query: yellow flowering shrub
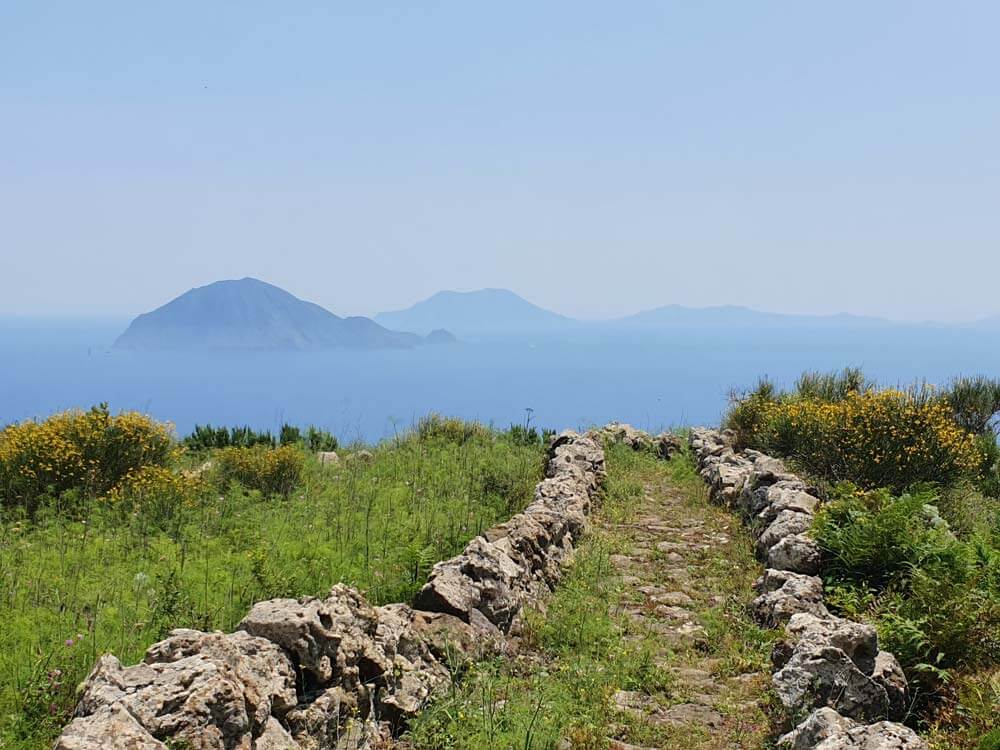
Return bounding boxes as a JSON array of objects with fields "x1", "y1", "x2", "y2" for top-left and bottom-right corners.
[
  {"x1": 213, "y1": 445, "x2": 303, "y2": 496},
  {"x1": 0, "y1": 404, "x2": 176, "y2": 514},
  {"x1": 738, "y1": 389, "x2": 982, "y2": 490},
  {"x1": 106, "y1": 465, "x2": 206, "y2": 526}
]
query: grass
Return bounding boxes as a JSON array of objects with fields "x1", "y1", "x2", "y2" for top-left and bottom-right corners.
[
  {"x1": 0, "y1": 425, "x2": 544, "y2": 749},
  {"x1": 404, "y1": 444, "x2": 778, "y2": 750}
]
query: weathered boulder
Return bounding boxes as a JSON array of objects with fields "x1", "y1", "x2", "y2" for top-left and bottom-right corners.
[
  {"x1": 71, "y1": 651, "x2": 266, "y2": 749},
  {"x1": 373, "y1": 604, "x2": 454, "y2": 723},
  {"x1": 317, "y1": 451, "x2": 340, "y2": 466},
  {"x1": 55, "y1": 704, "x2": 165, "y2": 750},
  {"x1": 254, "y1": 717, "x2": 300, "y2": 750},
  {"x1": 813, "y1": 721, "x2": 927, "y2": 749},
  {"x1": 239, "y1": 585, "x2": 388, "y2": 693},
  {"x1": 757, "y1": 489, "x2": 820, "y2": 526},
  {"x1": 785, "y1": 614, "x2": 879, "y2": 676},
  {"x1": 872, "y1": 651, "x2": 908, "y2": 721},
  {"x1": 653, "y1": 431, "x2": 684, "y2": 459},
  {"x1": 773, "y1": 645, "x2": 890, "y2": 723},
  {"x1": 768, "y1": 533, "x2": 822, "y2": 575},
  {"x1": 283, "y1": 686, "x2": 358, "y2": 750},
  {"x1": 756, "y1": 510, "x2": 815, "y2": 558},
  {"x1": 777, "y1": 707, "x2": 858, "y2": 750},
  {"x1": 752, "y1": 569, "x2": 829, "y2": 626}
]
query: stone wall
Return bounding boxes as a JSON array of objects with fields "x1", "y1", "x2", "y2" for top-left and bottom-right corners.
[
  {"x1": 54, "y1": 431, "x2": 606, "y2": 750},
  {"x1": 689, "y1": 428, "x2": 928, "y2": 750}
]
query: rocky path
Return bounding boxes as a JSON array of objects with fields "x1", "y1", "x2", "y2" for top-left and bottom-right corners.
[{"x1": 600, "y1": 453, "x2": 775, "y2": 749}]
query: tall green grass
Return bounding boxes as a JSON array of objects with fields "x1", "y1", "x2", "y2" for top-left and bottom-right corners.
[{"x1": 0, "y1": 425, "x2": 543, "y2": 749}]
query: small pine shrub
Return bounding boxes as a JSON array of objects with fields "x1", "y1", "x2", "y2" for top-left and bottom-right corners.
[
  {"x1": 0, "y1": 404, "x2": 175, "y2": 516},
  {"x1": 184, "y1": 424, "x2": 275, "y2": 450},
  {"x1": 214, "y1": 445, "x2": 304, "y2": 496}
]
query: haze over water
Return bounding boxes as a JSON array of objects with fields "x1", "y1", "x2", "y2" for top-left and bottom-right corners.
[{"x1": 4, "y1": 318, "x2": 997, "y2": 441}]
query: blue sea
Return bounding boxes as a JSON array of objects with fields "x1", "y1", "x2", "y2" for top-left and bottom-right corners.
[{"x1": 2, "y1": 318, "x2": 997, "y2": 442}]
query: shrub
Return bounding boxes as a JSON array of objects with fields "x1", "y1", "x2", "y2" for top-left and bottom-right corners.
[
  {"x1": 214, "y1": 445, "x2": 304, "y2": 496},
  {"x1": 729, "y1": 388, "x2": 982, "y2": 491},
  {"x1": 944, "y1": 376, "x2": 1000, "y2": 436},
  {"x1": 184, "y1": 424, "x2": 275, "y2": 450},
  {"x1": 106, "y1": 465, "x2": 207, "y2": 537},
  {"x1": 0, "y1": 404, "x2": 175, "y2": 516},
  {"x1": 794, "y1": 367, "x2": 873, "y2": 402},
  {"x1": 303, "y1": 426, "x2": 338, "y2": 452},
  {"x1": 815, "y1": 486, "x2": 1000, "y2": 699},
  {"x1": 416, "y1": 414, "x2": 490, "y2": 444}
]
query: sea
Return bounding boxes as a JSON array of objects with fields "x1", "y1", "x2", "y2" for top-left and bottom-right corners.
[{"x1": 2, "y1": 318, "x2": 998, "y2": 442}]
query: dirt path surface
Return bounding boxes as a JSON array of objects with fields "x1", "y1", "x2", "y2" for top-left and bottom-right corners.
[
  {"x1": 404, "y1": 446, "x2": 776, "y2": 749},
  {"x1": 598, "y1": 451, "x2": 776, "y2": 749}
]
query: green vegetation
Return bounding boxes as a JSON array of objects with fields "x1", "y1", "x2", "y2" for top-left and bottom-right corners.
[
  {"x1": 183, "y1": 422, "x2": 338, "y2": 451},
  {"x1": 726, "y1": 369, "x2": 1000, "y2": 748},
  {"x1": 213, "y1": 444, "x2": 305, "y2": 496},
  {"x1": 406, "y1": 444, "x2": 777, "y2": 750},
  {"x1": 0, "y1": 409, "x2": 543, "y2": 749}
]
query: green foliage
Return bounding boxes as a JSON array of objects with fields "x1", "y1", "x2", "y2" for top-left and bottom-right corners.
[
  {"x1": 978, "y1": 728, "x2": 1000, "y2": 750},
  {"x1": 416, "y1": 413, "x2": 491, "y2": 444},
  {"x1": 943, "y1": 376, "x2": 1000, "y2": 437},
  {"x1": 184, "y1": 422, "x2": 338, "y2": 452},
  {"x1": 213, "y1": 445, "x2": 304, "y2": 497},
  {"x1": 814, "y1": 486, "x2": 1000, "y2": 705},
  {"x1": 0, "y1": 417, "x2": 543, "y2": 749},
  {"x1": 794, "y1": 367, "x2": 873, "y2": 402},
  {"x1": 504, "y1": 423, "x2": 553, "y2": 448}
]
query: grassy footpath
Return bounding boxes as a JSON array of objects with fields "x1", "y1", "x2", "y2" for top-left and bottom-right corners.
[
  {"x1": 405, "y1": 444, "x2": 779, "y2": 750},
  {"x1": 0, "y1": 431, "x2": 543, "y2": 749}
]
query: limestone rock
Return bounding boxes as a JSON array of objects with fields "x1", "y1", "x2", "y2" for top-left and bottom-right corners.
[
  {"x1": 756, "y1": 510, "x2": 815, "y2": 558},
  {"x1": 773, "y1": 645, "x2": 890, "y2": 722},
  {"x1": 317, "y1": 451, "x2": 340, "y2": 466},
  {"x1": 872, "y1": 651, "x2": 908, "y2": 721},
  {"x1": 785, "y1": 614, "x2": 879, "y2": 675},
  {"x1": 752, "y1": 569, "x2": 829, "y2": 626},
  {"x1": 55, "y1": 704, "x2": 165, "y2": 750},
  {"x1": 777, "y1": 707, "x2": 858, "y2": 750},
  {"x1": 768, "y1": 533, "x2": 822, "y2": 575},
  {"x1": 813, "y1": 721, "x2": 927, "y2": 749}
]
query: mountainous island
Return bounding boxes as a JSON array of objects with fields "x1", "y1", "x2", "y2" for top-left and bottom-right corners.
[
  {"x1": 114, "y1": 278, "x2": 454, "y2": 351},
  {"x1": 374, "y1": 288, "x2": 581, "y2": 338}
]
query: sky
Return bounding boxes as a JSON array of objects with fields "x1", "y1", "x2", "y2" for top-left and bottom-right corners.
[{"x1": 2, "y1": 1, "x2": 999, "y2": 322}]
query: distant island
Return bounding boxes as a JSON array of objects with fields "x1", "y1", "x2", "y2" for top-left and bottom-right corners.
[
  {"x1": 374, "y1": 288, "x2": 901, "y2": 340},
  {"x1": 374, "y1": 288, "x2": 580, "y2": 338},
  {"x1": 114, "y1": 278, "x2": 456, "y2": 351}
]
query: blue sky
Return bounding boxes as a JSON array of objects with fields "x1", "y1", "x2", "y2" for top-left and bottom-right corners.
[{"x1": 2, "y1": 1, "x2": 998, "y2": 321}]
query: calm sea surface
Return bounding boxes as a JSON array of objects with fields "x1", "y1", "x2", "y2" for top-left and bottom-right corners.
[{"x1": 2, "y1": 319, "x2": 997, "y2": 441}]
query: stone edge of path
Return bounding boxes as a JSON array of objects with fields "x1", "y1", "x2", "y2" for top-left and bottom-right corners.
[
  {"x1": 53, "y1": 430, "x2": 606, "y2": 750},
  {"x1": 689, "y1": 428, "x2": 928, "y2": 750}
]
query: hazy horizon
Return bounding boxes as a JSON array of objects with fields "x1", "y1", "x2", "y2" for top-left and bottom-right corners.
[
  {"x1": 0, "y1": 279, "x2": 996, "y2": 327},
  {"x1": 4, "y1": 2, "x2": 1000, "y2": 322}
]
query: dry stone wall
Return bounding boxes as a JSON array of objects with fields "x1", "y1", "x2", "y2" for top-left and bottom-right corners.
[
  {"x1": 54, "y1": 431, "x2": 605, "y2": 750},
  {"x1": 689, "y1": 428, "x2": 927, "y2": 750}
]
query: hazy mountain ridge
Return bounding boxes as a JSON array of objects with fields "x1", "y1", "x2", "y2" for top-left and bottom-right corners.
[
  {"x1": 375, "y1": 289, "x2": 907, "y2": 338},
  {"x1": 114, "y1": 278, "x2": 446, "y2": 351},
  {"x1": 374, "y1": 288, "x2": 581, "y2": 338}
]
